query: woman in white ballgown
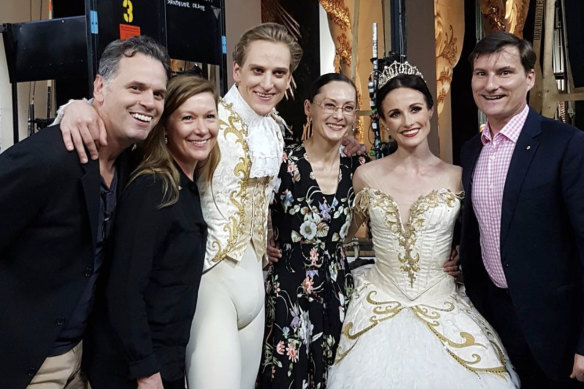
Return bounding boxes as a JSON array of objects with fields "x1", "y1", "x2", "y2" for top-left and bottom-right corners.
[{"x1": 326, "y1": 62, "x2": 519, "y2": 389}]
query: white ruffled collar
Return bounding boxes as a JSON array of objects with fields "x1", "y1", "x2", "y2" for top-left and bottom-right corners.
[{"x1": 223, "y1": 85, "x2": 282, "y2": 178}]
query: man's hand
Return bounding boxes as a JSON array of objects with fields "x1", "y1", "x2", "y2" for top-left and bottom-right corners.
[
  {"x1": 341, "y1": 136, "x2": 367, "y2": 157},
  {"x1": 267, "y1": 230, "x2": 282, "y2": 263},
  {"x1": 570, "y1": 353, "x2": 584, "y2": 382},
  {"x1": 60, "y1": 100, "x2": 107, "y2": 163},
  {"x1": 443, "y1": 246, "x2": 461, "y2": 278},
  {"x1": 137, "y1": 372, "x2": 164, "y2": 389}
]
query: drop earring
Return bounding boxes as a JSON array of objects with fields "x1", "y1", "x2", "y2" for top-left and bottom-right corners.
[{"x1": 301, "y1": 115, "x2": 312, "y2": 140}]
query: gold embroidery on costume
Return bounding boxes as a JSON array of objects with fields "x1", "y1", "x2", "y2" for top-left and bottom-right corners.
[
  {"x1": 398, "y1": 228, "x2": 421, "y2": 288},
  {"x1": 333, "y1": 187, "x2": 511, "y2": 379},
  {"x1": 411, "y1": 303, "x2": 480, "y2": 349},
  {"x1": 371, "y1": 189, "x2": 459, "y2": 287},
  {"x1": 335, "y1": 290, "x2": 404, "y2": 363},
  {"x1": 353, "y1": 189, "x2": 370, "y2": 219},
  {"x1": 249, "y1": 176, "x2": 272, "y2": 260},
  {"x1": 361, "y1": 188, "x2": 463, "y2": 287},
  {"x1": 446, "y1": 342, "x2": 509, "y2": 377},
  {"x1": 337, "y1": 294, "x2": 509, "y2": 375},
  {"x1": 210, "y1": 102, "x2": 251, "y2": 262},
  {"x1": 342, "y1": 294, "x2": 403, "y2": 339},
  {"x1": 410, "y1": 296, "x2": 508, "y2": 376}
]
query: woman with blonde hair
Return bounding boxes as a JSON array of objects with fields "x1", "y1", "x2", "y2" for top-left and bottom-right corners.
[{"x1": 83, "y1": 74, "x2": 220, "y2": 389}]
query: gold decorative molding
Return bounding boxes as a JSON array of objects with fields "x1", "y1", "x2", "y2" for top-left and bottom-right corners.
[
  {"x1": 479, "y1": 0, "x2": 506, "y2": 33},
  {"x1": 478, "y1": 0, "x2": 530, "y2": 36},
  {"x1": 319, "y1": 0, "x2": 351, "y2": 31},
  {"x1": 434, "y1": 0, "x2": 464, "y2": 116},
  {"x1": 504, "y1": 0, "x2": 530, "y2": 37}
]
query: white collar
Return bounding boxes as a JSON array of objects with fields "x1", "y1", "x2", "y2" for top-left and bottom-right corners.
[{"x1": 223, "y1": 85, "x2": 283, "y2": 178}]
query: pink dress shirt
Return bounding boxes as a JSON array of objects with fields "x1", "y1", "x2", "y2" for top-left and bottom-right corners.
[{"x1": 471, "y1": 105, "x2": 529, "y2": 288}]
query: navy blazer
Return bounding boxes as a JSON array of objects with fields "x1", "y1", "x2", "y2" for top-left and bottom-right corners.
[
  {"x1": 0, "y1": 126, "x2": 129, "y2": 389},
  {"x1": 459, "y1": 108, "x2": 584, "y2": 380}
]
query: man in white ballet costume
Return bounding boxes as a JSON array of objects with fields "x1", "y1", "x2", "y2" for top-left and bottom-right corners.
[{"x1": 184, "y1": 23, "x2": 302, "y2": 389}]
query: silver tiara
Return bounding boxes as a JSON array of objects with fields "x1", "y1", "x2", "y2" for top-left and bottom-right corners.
[{"x1": 378, "y1": 61, "x2": 424, "y2": 89}]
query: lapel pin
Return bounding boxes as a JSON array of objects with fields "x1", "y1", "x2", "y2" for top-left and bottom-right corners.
[{"x1": 526, "y1": 145, "x2": 531, "y2": 150}]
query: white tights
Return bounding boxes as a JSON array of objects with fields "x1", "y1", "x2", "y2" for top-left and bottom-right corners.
[{"x1": 186, "y1": 244, "x2": 265, "y2": 389}]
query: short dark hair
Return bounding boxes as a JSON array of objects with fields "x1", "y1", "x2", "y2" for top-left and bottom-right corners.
[
  {"x1": 376, "y1": 74, "x2": 434, "y2": 119},
  {"x1": 98, "y1": 35, "x2": 171, "y2": 83},
  {"x1": 306, "y1": 73, "x2": 357, "y2": 103},
  {"x1": 468, "y1": 32, "x2": 536, "y2": 73}
]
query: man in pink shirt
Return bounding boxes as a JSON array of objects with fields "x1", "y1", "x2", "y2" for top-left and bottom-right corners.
[{"x1": 460, "y1": 32, "x2": 584, "y2": 388}]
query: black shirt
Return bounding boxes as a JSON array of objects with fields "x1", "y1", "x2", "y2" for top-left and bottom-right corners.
[
  {"x1": 86, "y1": 169, "x2": 207, "y2": 387},
  {"x1": 50, "y1": 171, "x2": 118, "y2": 356}
]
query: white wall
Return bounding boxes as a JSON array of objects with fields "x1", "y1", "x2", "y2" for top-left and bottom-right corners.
[
  {"x1": 319, "y1": 4, "x2": 335, "y2": 75},
  {"x1": 0, "y1": 0, "x2": 261, "y2": 153},
  {"x1": 224, "y1": 0, "x2": 261, "y2": 86}
]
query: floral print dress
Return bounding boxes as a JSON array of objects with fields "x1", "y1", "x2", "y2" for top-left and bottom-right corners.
[{"x1": 259, "y1": 143, "x2": 367, "y2": 389}]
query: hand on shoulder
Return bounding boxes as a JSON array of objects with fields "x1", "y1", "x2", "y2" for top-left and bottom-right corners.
[{"x1": 58, "y1": 99, "x2": 106, "y2": 163}]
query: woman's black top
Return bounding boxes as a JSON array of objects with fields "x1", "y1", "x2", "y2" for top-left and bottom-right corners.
[{"x1": 84, "y1": 170, "x2": 207, "y2": 388}]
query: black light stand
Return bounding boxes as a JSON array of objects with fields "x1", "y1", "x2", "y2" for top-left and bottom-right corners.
[{"x1": 369, "y1": 0, "x2": 406, "y2": 159}]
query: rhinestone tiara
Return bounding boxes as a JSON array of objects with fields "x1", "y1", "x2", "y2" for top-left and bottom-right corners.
[{"x1": 378, "y1": 60, "x2": 424, "y2": 89}]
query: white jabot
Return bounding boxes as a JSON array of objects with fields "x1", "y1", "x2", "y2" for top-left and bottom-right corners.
[{"x1": 222, "y1": 85, "x2": 281, "y2": 178}]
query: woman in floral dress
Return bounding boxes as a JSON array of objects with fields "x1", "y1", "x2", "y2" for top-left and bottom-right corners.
[{"x1": 258, "y1": 73, "x2": 366, "y2": 389}]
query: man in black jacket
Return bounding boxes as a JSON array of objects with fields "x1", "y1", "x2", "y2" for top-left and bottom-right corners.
[{"x1": 0, "y1": 35, "x2": 169, "y2": 389}]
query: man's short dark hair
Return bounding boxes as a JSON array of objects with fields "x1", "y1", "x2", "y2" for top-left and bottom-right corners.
[
  {"x1": 98, "y1": 35, "x2": 171, "y2": 83},
  {"x1": 468, "y1": 32, "x2": 536, "y2": 74}
]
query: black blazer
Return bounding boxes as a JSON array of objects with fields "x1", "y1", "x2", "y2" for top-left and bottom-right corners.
[
  {"x1": 0, "y1": 126, "x2": 130, "y2": 389},
  {"x1": 459, "y1": 109, "x2": 584, "y2": 380}
]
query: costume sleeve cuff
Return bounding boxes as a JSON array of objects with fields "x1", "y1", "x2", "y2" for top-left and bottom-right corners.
[{"x1": 52, "y1": 98, "x2": 93, "y2": 125}]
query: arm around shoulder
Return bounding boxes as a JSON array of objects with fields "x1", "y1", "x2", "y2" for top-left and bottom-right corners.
[{"x1": 56, "y1": 99, "x2": 105, "y2": 163}]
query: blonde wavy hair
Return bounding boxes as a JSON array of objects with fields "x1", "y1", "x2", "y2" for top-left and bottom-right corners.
[
  {"x1": 131, "y1": 74, "x2": 220, "y2": 207},
  {"x1": 233, "y1": 23, "x2": 302, "y2": 72}
]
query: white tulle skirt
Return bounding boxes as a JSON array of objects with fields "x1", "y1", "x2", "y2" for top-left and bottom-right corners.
[{"x1": 327, "y1": 271, "x2": 520, "y2": 389}]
